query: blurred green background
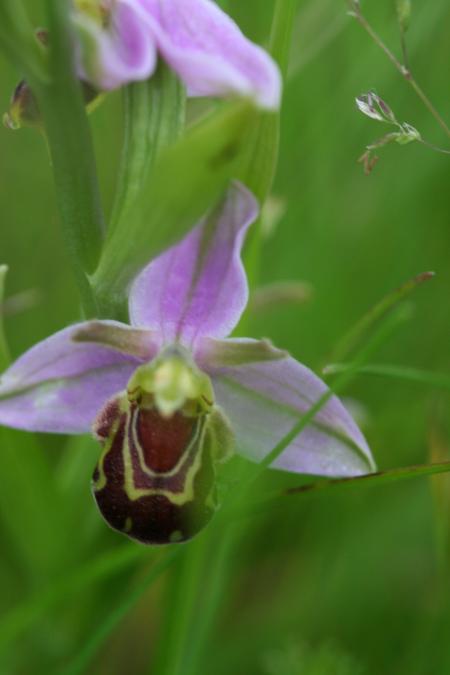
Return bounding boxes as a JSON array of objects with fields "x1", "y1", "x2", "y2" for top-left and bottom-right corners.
[{"x1": 0, "y1": 0, "x2": 449, "y2": 673}]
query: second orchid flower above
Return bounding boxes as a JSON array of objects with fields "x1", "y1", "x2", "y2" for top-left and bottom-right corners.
[{"x1": 73, "y1": 0, "x2": 282, "y2": 109}]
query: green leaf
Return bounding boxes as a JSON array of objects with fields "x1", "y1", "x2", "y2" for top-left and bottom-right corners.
[
  {"x1": 92, "y1": 101, "x2": 258, "y2": 312},
  {"x1": 109, "y1": 63, "x2": 186, "y2": 240}
]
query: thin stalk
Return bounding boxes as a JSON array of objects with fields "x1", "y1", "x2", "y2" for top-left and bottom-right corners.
[
  {"x1": 330, "y1": 271, "x2": 434, "y2": 363},
  {"x1": 250, "y1": 306, "x2": 407, "y2": 482},
  {"x1": 29, "y1": 0, "x2": 105, "y2": 317},
  {"x1": 181, "y1": 525, "x2": 240, "y2": 675},
  {"x1": 270, "y1": 0, "x2": 297, "y2": 76},
  {"x1": 323, "y1": 363, "x2": 450, "y2": 392},
  {"x1": 241, "y1": 0, "x2": 297, "y2": 307},
  {"x1": 0, "y1": 266, "x2": 11, "y2": 370},
  {"x1": 152, "y1": 538, "x2": 207, "y2": 675},
  {"x1": 266, "y1": 460, "x2": 450, "y2": 505},
  {"x1": 349, "y1": 2, "x2": 450, "y2": 141}
]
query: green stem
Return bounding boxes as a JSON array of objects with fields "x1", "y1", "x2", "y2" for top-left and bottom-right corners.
[
  {"x1": 0, "y1": 266, "x2": 11, "y2": 370},
  {"x1": 270, "y1": 0, "x2": 297, "y2": 76},
  {"x1": 0, "y1": 1, "x2": 105, "y2": 316},
  {"x1": 240, "y1": 0, "x2": 297, "y2": 309},
  {"x1": 152, "y1": 539, "x2": 207, "y2": 675},
  {"x1": 181, "y1": 526, "x2": 240, "y2": 675},
  {"x1": 29, "y1": 0, "x2": 105, "y2": 317}
]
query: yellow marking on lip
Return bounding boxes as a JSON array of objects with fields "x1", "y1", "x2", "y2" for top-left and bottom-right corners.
[{"x1": 93, "y1": 396, "x2": 129, "y2": 492}]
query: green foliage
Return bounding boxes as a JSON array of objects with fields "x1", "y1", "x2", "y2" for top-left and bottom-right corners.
[
  {"x1": 92, "y1": 100, "x2": 258, "y2": 310},
  {"x1": 0, "y1": 0, "x2": 449, "y2": 674}
]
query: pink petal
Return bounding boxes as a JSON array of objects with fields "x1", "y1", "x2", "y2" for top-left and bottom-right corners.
[
  {"x1": 137, "y1": 0, "x2": 281, "y2": 109},
  {"x1": 0, "y1": 321, "x2": 154, "y2": 433},
  {"x1": 206, "y1": 344, "x2": 375, "y2": 477},
  {"x1": 129, "y1": 182, "x2": 258, "y2": 346},
  {"x1": 74, "y1": 0, "x2": 157, "y2": 90}
]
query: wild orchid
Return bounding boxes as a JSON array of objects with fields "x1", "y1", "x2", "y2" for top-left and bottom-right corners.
[
  {"x1": 0, "y1": 183, "x2": 374, "y2": 545},
  {"x1": 72, "y1": 0, "x2": 281, "y2": 109}
]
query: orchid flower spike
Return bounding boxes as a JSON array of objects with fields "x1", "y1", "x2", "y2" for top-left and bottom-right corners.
[
  {"x1": 72, "y1": 0, "x2": 281, "y2": 110},
  {"x1": 0, "y1": 183, "x2": 374, "y2": 544}
]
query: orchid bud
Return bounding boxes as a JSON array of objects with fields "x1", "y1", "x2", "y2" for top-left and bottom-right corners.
[
  {"x1": 3, "y1": 81, "x2": 42, "y2": 131},
  {"x1": 355, "y1": 92, "x2": 398, "y2": 125},
  {"x1": 3, "y1": 27, "x2": 101, "y2": 131},
  {"x1": 3, "y1": 78, "x2": 100, "y2": 131},
  {"x1": 92, "y1": 350, "x2": 234, "y2": 544}
]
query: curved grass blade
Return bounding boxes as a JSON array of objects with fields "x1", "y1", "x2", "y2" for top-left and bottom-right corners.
[
  {"x1": 251, "y1": 305, "x2": 411, "y2": 481},
  {"x1": 323, "y1": 363, "x2": 450, "y2": 392},
  {"x1": 266, "y1": 460, "x2": 450, "y2": 505},
  {"x1": 331, "y1": 271, "x2": 435, "y2": 363}
]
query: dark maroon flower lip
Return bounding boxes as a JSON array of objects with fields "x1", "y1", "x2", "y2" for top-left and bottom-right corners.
[{"x1": 92, "y1": 393, "x2": 230, "y2": 544}]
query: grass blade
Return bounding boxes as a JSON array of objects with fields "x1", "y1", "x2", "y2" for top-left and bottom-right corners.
[
  {"x1": 323, "y1": 363, "x2": 450, "y2": 392},
  {"x1": 331, "y1": 271, "x2": 435, "y2": 362}
]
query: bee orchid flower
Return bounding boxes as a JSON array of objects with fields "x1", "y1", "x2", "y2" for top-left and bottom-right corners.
[
  {"x1": 72, "y1": 0, "x2": 281, "y2": 109},
  {"x1": 0, "y1": 183, "x2": 374, "y2": 544}
]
